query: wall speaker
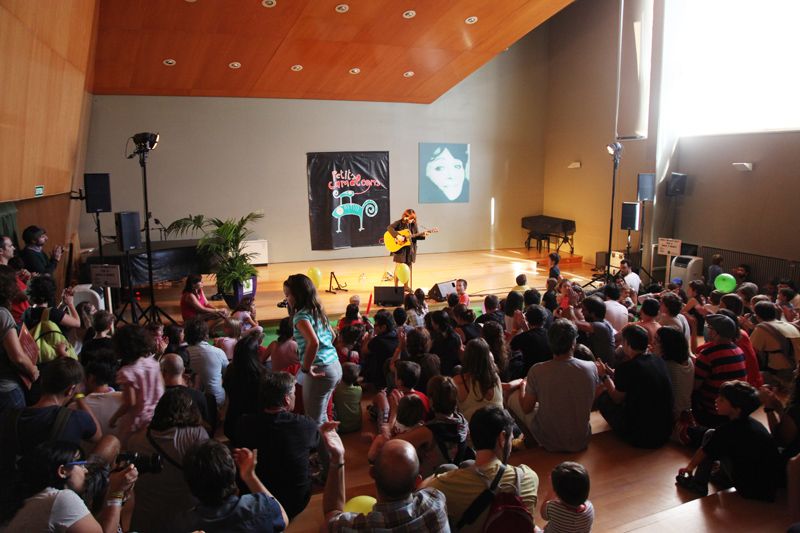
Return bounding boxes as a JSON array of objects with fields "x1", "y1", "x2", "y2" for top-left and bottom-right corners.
[
  {"x1": 374, "y1": 286, "x2": 404, "y2": 307},
  {"x1": 621, "y1": 202, "x2": 641, "y2": 231},
  {"x1": 115, "y1": 211, "x2": 141, "y2": 251},
  {"x1": 427, "y1": 280, "x2": 457, "y2": 302},
  {"x1": 84, "y1": 173, "x2": 112, "y2": 213},
  {"x1": 666, "y1": 173, "x2": 687, "y2": 196},
  {"x1": 637, "y1": 172, "x2": 655, "y2": 202}
]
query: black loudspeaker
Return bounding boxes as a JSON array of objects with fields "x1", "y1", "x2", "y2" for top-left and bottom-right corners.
[
  {"x1": 374, "y1": 286, "x2": 404, "y2": 307},
  {"x1": 666, "y1": 173, "x2": 687, "y2": 197},
  {"x1": 115, "y1": 211, "x2": 141, "y2": 251},
  {"x1": 427, "y1": 280, "x2": 457, "y2": 302},
  {"x1": 637, "y1": 172, "x2": 655, "y2": 202},
  {"x1": 621, "y1": 202, "x2": 641, "y2": 231},
  {"x1": 84, "y1": 173, "x2": 112, "y2": 213}
]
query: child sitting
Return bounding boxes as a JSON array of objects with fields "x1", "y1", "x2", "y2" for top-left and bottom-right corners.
[
  {"x1": 548, "y1": 252, "x2": 562, "y2": 280},
  {"x1": 513, "y1": 274, "x2": 530, "y2": 295},
  {"x1": 370, "y1": 360, "x2": 430, "y2": 424},
  {"x1": 541, "y1": 461, "x2": 595, "y2": 533},
  {"x1": 232, "y1": 297, "x2": 263, "y2": 335},
  {"x1": 264, "y1": 317, "x2": 299, "y2": 372},
  {"x1": 335, "y1": 324, "x2": 364, "y2": 365},
  {"x1": 414, "y1": 288, "x2": 429, "y2": 315},
  {"x1": 338, "y1": 303, "x2": 365, "y2": 331},
  {"x1": 214, "y1": 317, "x2": 241, "y2": 361},
  {"x1": 333, "y1": 362, "x2": 363, "y2": 434},
  {"x1": 367, "y1": 394, "x2": 426, "y2": 463},
  {"x1": 542, "y1": 277, "x2": 559, "y2": 312},
  {"x1": 456, "y1": 278, "x2": 470, "y2": 306},
  {"x1": 676, "y1": 380, "x2": 782, "y2": 500}
]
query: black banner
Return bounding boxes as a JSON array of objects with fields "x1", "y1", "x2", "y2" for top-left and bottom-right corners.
[{"x1": 307, "y1": 151, "x2": 390, "y2": 250}]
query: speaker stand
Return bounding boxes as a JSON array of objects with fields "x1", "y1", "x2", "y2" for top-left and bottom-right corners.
[
  {"x1": 115, "y1": 250, "x2": 145, "y2": 325},
  {"x1": 326, "y1": 271, "x2": 348, "y2": 294}
]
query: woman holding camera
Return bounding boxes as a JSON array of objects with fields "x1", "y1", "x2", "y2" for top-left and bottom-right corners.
[
  {"x1": 127, "y1": 387, "x2": 209, "y2": 533},
  {"x1": 4, "y1": 441, "x2": 137, "y2": 533}
]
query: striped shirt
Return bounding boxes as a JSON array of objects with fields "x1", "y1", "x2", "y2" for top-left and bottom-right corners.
[
  {"x1": 542, "y1": 499, "x2": 594, "y2": 533},
  {"x1": 694, "y1": 342, "x2": 747, "y2": 413}
]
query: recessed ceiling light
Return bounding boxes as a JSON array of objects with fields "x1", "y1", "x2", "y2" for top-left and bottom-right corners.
[
  {"x1": 184, "y1": 0, "x2": 197, "y2": 3},
  {"x1": 402, "y1": 10, "x2": 416, "y2": 19},
  {"x1": 228, "y1": 61, "x2": 242, "y2": 69},
  {"x1": 349, "y1": 67, "x2": 361, "y2": 75},
  {"x1": 290, "y1": 64, "x2": 303, "y2": 72},
  {"x1": 261, "y1": 0, "x2": 276, "y2": 8},
  {"x1": 335, "y1": 4, "x2": 349, "y2": 13},
  {"x1": 465, "y1": 16, "x2": 478, "y2": 24},
  {"x1": 162, "y1": 58, "x2": 176, "y2": 66},
  {"x1": 403, "y1": 71, "x2": 415, "y2": 78}
]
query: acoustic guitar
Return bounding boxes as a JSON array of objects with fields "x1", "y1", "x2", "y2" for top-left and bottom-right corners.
[{"x1": 383, "y1": 227, "x2": 439, "y2": 254}]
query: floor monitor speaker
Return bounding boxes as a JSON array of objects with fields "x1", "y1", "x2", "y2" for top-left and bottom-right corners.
[
  {"x1": 427, "y1": 280, "x2": 457, "y2": 302},
  {"x1": 374, "y1": 286, "x2": 405, "y2": 307}
]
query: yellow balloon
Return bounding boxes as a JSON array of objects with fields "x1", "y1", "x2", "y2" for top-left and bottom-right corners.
[
  {"x1": 307, "y1": 267, "x2": 323, "y2": 288},
  {"x1": 396, "y1": 263, "x2": 411, "y2": 284},
  {"x1": 343, "y1": 495, "x2": 376, "y2": 514}
]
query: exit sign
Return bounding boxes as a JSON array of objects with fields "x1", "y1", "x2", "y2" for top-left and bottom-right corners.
[{"x1": 34, "y1": 185, "x2": 44, "y2": 197}]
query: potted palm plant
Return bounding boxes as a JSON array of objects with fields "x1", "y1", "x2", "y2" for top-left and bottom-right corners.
[{"x1": 166, "y1": 212, "x2": 264, "y2": 309}]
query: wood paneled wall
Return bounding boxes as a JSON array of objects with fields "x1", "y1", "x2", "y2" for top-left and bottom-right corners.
[{"x1": 0, "y1": 0, "x2": 97, "y2": 202}]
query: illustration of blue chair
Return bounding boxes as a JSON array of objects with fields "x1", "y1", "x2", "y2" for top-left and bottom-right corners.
[{"x1": 331, "y1": 190, "x2": 378, "y2": 232}]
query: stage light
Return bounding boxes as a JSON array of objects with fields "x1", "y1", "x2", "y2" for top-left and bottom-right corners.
[
  {"x1": 606, "y1": 142, "x2": 623, "y2": 156},
  {"x1": 133, "y1": 132, "x2": 159, "y2": 151}
]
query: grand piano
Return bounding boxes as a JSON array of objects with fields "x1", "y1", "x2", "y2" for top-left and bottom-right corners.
[{"x1": 521, "y1": 215, "x2": 576, "y2": 254}]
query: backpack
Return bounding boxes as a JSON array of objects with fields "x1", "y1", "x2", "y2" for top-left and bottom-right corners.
[
  {"x1": 27, "y1": 308, "x2": 77, "y2": 363},
  {"x1": 457, "y1": 463, "x2": 536, "y2": 533}
]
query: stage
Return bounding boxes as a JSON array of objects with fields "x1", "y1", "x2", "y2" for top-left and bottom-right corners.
[{"x1": 139, "y1": 248, "x2": 593, "y2": 323}]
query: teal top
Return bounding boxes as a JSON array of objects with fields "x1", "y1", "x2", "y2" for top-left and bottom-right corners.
[{"x1": 293, "y1": 309, "x2": 337, "y2": 366}]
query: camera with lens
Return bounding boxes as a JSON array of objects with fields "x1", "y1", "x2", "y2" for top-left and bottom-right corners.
[{"x1": 115, "y1": 452, "x2": 163, "y2": 474}]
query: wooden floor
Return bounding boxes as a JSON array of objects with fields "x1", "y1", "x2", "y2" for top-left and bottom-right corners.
[
  {"x1": 286, "y1": 400, "x2": 792, "y2": 533},
  {"x1": 135, "y1": 248, "x2": 593, "y2": 323}
]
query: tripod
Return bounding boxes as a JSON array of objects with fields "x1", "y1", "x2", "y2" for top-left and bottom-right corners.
[{"x1": 131, "y1": 145, "x2": 175, "y2": 325}]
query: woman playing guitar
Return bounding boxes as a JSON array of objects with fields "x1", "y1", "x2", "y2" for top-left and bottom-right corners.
[{"x1": 386, "y1": 209, "x2": 430, "y2": 291}]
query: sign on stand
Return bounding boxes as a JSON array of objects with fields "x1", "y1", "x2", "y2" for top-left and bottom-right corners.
[
  {"x1": 657, "y1": 238, "x2": 682, "y2": 284},
  {"x1": 90, "y1": 264, "x2": 122, "y2": 288}
]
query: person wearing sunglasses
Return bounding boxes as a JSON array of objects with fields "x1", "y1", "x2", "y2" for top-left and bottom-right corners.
[{"x1": 4, "y1": 440, "x2": 138, "y2": 533}]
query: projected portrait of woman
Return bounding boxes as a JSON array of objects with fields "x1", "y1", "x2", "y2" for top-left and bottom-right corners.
[{"x1": 418, "y1": 143, "x2": 470, "y2": 203}]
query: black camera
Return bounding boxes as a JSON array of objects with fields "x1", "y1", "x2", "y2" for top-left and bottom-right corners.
[
  {"x1": 277, "y1": 298, "x2": 289, "y2": 308},
  {"x1": 115, "y1": 452, "x2": 163, "y2": 474}
]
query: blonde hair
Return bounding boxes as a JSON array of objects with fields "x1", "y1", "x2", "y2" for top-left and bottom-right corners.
[{"x1": 224, "y1": 317, "x2": 242, "y2": 338}]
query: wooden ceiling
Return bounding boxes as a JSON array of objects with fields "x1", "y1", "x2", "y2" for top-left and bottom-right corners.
[{"x1": 93, "y1": 0, "x2": 572, "y2": 103}]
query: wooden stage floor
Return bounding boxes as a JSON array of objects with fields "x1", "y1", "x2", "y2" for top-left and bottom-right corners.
[{"x1": 144, "y1": 248, "x2": 594, "y2": 323}]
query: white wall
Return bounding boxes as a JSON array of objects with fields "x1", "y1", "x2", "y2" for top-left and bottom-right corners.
[{"x1": 82, "y1": 29, "x2": 549, "y2": 263}]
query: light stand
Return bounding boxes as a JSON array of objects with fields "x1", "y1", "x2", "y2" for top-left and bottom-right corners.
[
  {"x1": 605, "y1": 142, "x2": 623, "y2": 280},
  {"x1": 127, "y1": 132, "x2": 176, "y2": 325}
]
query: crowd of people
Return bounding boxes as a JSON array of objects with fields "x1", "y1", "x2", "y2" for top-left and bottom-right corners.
[{"x1": 1, "y1": 227, "x2": 800, "y2": 531}]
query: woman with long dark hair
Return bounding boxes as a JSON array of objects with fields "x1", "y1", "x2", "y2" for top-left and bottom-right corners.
[
  {"x1": 283, "y1": 274, "x2": 341, "y2": 425},
  {"x1": 456, "y1": 338, "x2": 503, "y2": 422},
  {"x1": 5, "y1": 441, "x2": 137, "y2": 532},
  {"x1": 223, "y1": 334, "x2": 266, "y2": 439},
  {"x1": 0, "y1": 267, "x2": 38, "y2": 413}
]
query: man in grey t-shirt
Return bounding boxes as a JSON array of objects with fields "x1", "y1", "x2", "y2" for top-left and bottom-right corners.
[{"x1": 508, "y1": 319, "x2": 600, "y2": 452}]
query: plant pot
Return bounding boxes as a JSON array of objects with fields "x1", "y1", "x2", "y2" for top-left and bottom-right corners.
[{"x1": 223, "y1": 276, "x2": 258, "y2": 310}]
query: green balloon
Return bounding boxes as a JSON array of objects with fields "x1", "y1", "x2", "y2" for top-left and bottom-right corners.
[{"x1": 714, "y1": 273, "x2": 737, "y2": 294}]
